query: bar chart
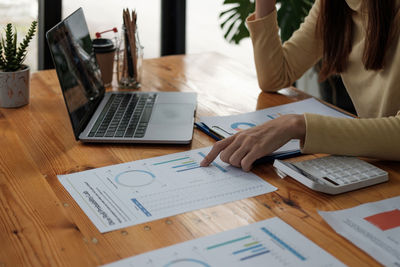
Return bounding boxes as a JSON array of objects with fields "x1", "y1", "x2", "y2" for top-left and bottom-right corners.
[
  {"x1": 104, "y1": 217, "x2": 344, "y2": 267},
  {"x1": 153, "y1": 156, "x2": 201, "y2": 173},
  {"x1": 151, "y1": 152, "x2": 228, "y2": 174},
  {"x1": 58, "y1": 147, "x2": 276, "y2": 232},
  {"x1": 206, "y1": 234, "x2": 270, "y2": 262}
]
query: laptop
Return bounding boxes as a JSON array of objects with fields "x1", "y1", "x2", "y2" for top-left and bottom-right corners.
[{"x1": 46, "y1": 8, "x2": 197, "y2": 144}]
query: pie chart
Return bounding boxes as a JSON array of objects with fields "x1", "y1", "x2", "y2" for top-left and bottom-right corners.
[
  {"x1": 115, "y1": 170, "x2": 155, "y2": 187},
  {"x1": 231, "y1": 122, "x2": 256, "y2": 131}
]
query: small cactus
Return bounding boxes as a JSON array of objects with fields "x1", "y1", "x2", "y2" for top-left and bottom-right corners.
[{"x1": 0, "y1": 21, "x2": 37, "y2": 72}]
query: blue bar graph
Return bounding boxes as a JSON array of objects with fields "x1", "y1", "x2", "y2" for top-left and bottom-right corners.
[
  {"x1": 206, "y1": 235, "x2": 251, "y2": 250},
  {"x1": 252, "y1": 247, "x2": 268, "y2": 253},
  {"x1": 152, "y1": 157, "x2": 190, "y2": 166},
  {"x1": 131, "y1": 199, "x2": 152, "y2": 217},
  {"x1": 232, "y1": 244, "x2": 263, "y2": 255},
  {"x1": 261, "y1": 227, "x2": 306, "y2": 261},
  {"x1": 198, "y1": 152, "x2": 227, "y2": 173},
  {"x1": 239, "y1": 250, "x2": 270, "y2": 261},
  {"x1": 172, "y1": 162, "x2": 198, "y2": 168},
  {"x1": 176, "y1": 166, "x2": 201, "y2": 172}
]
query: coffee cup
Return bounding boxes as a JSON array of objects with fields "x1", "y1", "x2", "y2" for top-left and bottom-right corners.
[{"x1": 92, "y1": 38, "x2": 116, "y2": 87}]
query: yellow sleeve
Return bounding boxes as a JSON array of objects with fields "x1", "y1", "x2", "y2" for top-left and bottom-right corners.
[
  {"x1": 302, "y1": 112, "x2": 400, "y2": 161},
  {"x1": 246, "y1": 0, "x2": 323, "y2": 92}
]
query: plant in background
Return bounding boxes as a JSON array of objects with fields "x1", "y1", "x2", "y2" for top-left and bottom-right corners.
[
  {"x1": 220, "y1": 0, "x2": 314, "y2": 44},
  {"x1": 0, "y1": 21, "x2": 37, "y2": 72}
]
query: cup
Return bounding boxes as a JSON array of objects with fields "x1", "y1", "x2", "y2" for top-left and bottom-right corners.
[{"x1": 92, "y1": 38, "x2": 116, "y2": 87}]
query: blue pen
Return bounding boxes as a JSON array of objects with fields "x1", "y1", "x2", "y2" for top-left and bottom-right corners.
[{"x1": 195, "y1": 122, "x2": 222, "y2": 140}]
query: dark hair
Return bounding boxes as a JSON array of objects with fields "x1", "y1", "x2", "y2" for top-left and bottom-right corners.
[{"x1": 316, "y1": 0, "x2": 396, "y2": 81}]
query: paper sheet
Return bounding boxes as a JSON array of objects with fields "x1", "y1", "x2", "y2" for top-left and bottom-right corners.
[
  {"x1": 103, "y1": 217, "x2": 344, "y2": 267},
  {"x1": 200, "y1": 98, "x2": 352, "y2": 154},
  {"x1": 319, "y1": 196, "x2": 400, "y2": 266},
  {"x1": 58, "y1": 147, "x2": 277, "y2": 233}
]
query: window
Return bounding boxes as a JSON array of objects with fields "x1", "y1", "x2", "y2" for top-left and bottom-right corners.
[
  {"x1": 63, "y1": 0, "x2": 161, "y2": 59},
  {"x1": 0, "y1": 0, "x2": 38, "y2": 71},
  {"x1": 187, "y1": 0, "x2": 255, "y2": 71}
]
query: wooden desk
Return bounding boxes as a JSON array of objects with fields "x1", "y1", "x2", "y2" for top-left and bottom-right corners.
[{"x1": 0, "y1": 53, "x2": 398, "y2": 266}]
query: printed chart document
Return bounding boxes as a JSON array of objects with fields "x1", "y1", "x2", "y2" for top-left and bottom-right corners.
[
  {"x1": 200, "y1": 98, "x2": 352, "y2": 154},
  {"x1": 57, "y1": 147, "x2": 277, "y2": 233},
  {"x1": 103, "y1": 217, "x2": 344, "y2": 267},
  {"x1": 319, "y1": 196, "x2": 400, "y2": 266}
]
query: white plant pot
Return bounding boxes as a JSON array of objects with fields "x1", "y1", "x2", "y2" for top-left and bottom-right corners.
[{"x1": 0, "y1": 65, "x2": 30, "y2": 108}]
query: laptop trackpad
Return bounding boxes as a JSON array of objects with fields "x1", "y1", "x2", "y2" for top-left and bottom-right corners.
[{"x1": 150, "y1": 104, "x2": 194, "y2": 125}]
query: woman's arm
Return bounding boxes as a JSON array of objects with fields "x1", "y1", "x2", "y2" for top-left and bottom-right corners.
[
  {"x1": 255, "y1": 0, "x2": 276, "y2": 19},
  {"x1": 200, "y1": 112, "x2": 400, "y2": 171},
  {"x1": 247, "y1": 0, "x2": 323, "y2": 91},
  {"x1": 302, "y1": 113, "x2": 400, "y2": 161}
]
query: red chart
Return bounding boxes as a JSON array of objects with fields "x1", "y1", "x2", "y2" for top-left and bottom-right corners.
[{"x1": 364, "y1": 209, "x2": 400, "y2": 231}]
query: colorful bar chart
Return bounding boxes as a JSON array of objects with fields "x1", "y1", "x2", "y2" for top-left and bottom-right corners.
[
  {"x1": 206, "y1": 233, "x2": 270, "y2": 262},
  {"x1": 58, "y1": 147, "x2": 277, "y2": 233},
  {"x1": 198, "y1": 152, "x2": 227, "y2": 173},
  {"x1": 206, "y1": 235, "x2": 251, "y2": 250},
  {"x1": 104, "y1": 217, "x2": 344, "y2": 267},
  {"x1": 152, "y1": 156, "x2": 201, "y2": 173},
  {"x1": 152, "y1": 157, "x2": 191, "y2": 166},
  {"x1": 239, "y1": 250, "x2": 270, "y2": 261}
]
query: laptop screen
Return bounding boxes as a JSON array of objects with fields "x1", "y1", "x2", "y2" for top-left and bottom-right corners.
[{"x1": 46, "y1": 8, "x2": 104, "y2": 139}]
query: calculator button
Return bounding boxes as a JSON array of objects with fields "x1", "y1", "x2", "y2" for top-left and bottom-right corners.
[{"x1": 288, "y1": 156, "x2": 388, "y2": 194}]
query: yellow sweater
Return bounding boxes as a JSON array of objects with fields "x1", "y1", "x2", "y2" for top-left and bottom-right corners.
[{"x1": 247, "y1": 0, "x2": 400, "y2": 161}]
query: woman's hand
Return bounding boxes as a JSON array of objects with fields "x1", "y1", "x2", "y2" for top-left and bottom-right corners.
[
  {"x1": 200, "y1": 114, "x2": 306, "y2": 171},
  {"x1": 255, "y1": 0, "x2": 276, "y2": 19}
]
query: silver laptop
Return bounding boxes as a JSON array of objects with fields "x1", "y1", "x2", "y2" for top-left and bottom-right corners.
[{"x1": 46, "y1": 8, "x2": 196, "y2": 144}]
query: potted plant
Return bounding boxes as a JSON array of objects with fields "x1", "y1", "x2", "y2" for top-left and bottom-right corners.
[{"x1": 0, "y1": 21, "x2": 37, "y2": 108}]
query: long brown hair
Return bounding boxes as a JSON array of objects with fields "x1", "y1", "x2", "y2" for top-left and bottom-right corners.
[{"x1": 316, "y1": 0, "x2": 396, "y2": 81}]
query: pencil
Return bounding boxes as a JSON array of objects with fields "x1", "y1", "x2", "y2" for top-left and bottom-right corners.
[{"x1": 132, "y1": 10, "x2": 138, "y2": 80}]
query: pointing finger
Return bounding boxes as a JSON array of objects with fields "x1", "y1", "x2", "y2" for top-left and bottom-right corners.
[{"x1": 200, "y1": 137, "x2": 234, "y2": 166}]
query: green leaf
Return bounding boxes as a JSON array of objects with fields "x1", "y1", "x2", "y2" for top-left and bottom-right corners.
[
  {"x1": 16, "y1": 21, "x2": 37, "y2": 67},
  {"x1": 219, "y1": 0, "x2": 255, "y2": 44},
  {"x1": 0, "y1": 21, "x2": 37, "y2": 71},
  {"x1": 219, "y1": 0, "x2": 315, "y2": 44},
  {"x1": 221, "y1": 11, "x2": 239, "y2": 29},
  {"x1": 219, "y1": 6, "x2": 237, "y2": 18}
]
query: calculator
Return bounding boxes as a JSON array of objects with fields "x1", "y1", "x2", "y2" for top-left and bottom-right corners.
[{"x1": 273, "y1": 156, "x2": 388, "y2": 194}]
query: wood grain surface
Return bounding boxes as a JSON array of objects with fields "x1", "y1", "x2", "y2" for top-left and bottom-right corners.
[{"x1": 0, "y1": 53, "x2": 398, "y2": 267}]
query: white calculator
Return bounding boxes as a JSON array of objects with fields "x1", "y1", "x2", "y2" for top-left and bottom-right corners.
[{"x1": 273, "y1": 156, "x2": 388, "y2": 194}]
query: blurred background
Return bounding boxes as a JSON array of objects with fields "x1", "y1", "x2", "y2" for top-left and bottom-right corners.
[{"x1": 0, "y1": 0, "x2": 320, "y2": 98}]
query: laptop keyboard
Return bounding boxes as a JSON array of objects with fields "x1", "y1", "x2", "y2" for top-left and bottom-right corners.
[{"x1": 88, "y1": 93, "x2": 156, "y2": 138}]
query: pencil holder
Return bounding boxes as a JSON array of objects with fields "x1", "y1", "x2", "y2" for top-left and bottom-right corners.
[{"x1": 117, "y1": 21, "x2": 143, "y2": 89}]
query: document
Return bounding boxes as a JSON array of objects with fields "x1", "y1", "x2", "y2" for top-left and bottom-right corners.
[
  {"x1": 319, "y1": 196, "x2": 400, "y2": 266},
  {"x1": 58, "y1": 147, "x2": 277, "y2": 233},
  {"x1": 199, "y1": 98, "x2": 352, "y2": 154},
  {"x1": 103, "y1": 217, "x2": 344, "y2": 267}
]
